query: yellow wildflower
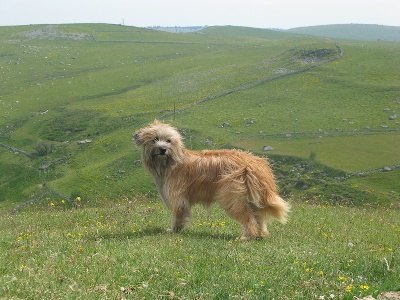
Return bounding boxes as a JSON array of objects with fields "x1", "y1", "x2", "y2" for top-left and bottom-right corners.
[{"x1": 346, "y1": 285, "x2": 353, "y2": 293}]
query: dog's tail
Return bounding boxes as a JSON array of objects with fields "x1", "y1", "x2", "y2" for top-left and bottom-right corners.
[
  {"x1": 263, "y1": 195, "x2": 290, "y2": 224},
  {"x1": 245, "y1": 167, "x2": 290, "y2": 224}
]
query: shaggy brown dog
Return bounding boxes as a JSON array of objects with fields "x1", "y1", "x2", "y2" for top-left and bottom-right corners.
[{"x1": 134, "y1": 120, "x2": 290, "y2": 240}]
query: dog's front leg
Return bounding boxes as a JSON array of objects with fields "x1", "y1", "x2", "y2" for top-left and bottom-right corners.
[{"x1": 171, "y1": 201, "x2": 192, "y2": 232}]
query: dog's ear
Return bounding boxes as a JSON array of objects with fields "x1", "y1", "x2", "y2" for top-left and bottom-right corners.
[
  {"x1": 133, "y1": 129, "x2": 144, "y2": 146},
  {"x1": 151, "y1": 118, "x2": 161, "y2": 126}
]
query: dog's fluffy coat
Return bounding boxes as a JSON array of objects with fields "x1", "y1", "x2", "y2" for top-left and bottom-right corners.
[{"x1": 134, "y1": 120, "x2": 290, "y2": 240}]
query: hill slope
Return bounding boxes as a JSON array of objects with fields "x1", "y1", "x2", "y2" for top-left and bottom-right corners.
[
  {"x1": 0, "y1": 24, "x2": 399, "y2": 212},
  {"x1": 287, "y1": 24, "x2": 400, "y2": 41}
]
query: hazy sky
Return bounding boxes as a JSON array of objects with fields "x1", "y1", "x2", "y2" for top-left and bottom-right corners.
[{"x1": 1, "y1": 0, "x2": 399, "y2": 29}]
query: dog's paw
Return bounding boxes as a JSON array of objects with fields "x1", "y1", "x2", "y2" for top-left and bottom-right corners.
[{"x1": 238, "y1": 235, "x2": 264, "y2": 241}]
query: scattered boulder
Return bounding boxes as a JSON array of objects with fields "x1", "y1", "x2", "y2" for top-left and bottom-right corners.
[
  {"x1": 77, "y1": 139, "x2": 92, "y2": 145},
  {"x1": 246, "y1": 120, "x2": 254, "y2": 125},
  {"x1": 378, "y1": 292, "x2": 400, "y2": 300},
  {"x1": 361, "y1": 296, "x2": 375, "y2": 300},
  {"x1": 262, "y1": 146, "x2": 274, "y2": 151},
  {"x1": 38, "y1": 164, "x2": 50, "y2": 171},
  {"x1": 204, "y1": 139, "x2": 213, "y2": 146},
  {"x1": 389, "y1": 115, "x2": 397, "y2": 120}
]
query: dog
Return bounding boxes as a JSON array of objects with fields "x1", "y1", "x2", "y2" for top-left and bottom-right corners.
[{"x1": 133, "y1": 120, "x2": 290, "y2": 240}]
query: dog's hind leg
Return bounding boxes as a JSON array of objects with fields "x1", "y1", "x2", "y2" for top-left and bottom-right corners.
[
  {"x1": 255, "y1": 211, "x2": 269, "y2": 237},
  {"x1": 171, "y1": 201, "x2": 192, "y2": 232},
  {"x1": 219, "y1": 200, "x2": 259, "y2": 240}
]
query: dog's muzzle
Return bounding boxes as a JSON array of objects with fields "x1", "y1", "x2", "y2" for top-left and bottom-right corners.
[{"x1": 158, "y1": 147, "x2": 167, "y2": 155}]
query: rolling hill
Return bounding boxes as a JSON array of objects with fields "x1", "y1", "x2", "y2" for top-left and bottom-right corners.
[
  {"x1": 0, "y1": 24, "x2": 399, "y2": 212},
  {"x1": 286, "y1": 24, "x2": 400, "y2": 42}
]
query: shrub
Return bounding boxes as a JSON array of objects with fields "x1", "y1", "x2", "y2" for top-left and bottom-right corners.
[{"x1": 34, "y1": 141, "x2": 52, "y2": 156}]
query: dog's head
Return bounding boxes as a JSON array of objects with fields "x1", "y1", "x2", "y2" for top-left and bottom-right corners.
[{"x1": 134, "y1": 119, "x2": 186, "y2": 165}]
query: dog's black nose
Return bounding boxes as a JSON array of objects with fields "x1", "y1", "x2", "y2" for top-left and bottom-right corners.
[{"x1": 159, "y1": 147, "x2": 167, "y2": 155}]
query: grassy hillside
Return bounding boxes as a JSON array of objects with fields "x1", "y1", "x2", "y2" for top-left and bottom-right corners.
[
  {"x1": 1, "y1": 197, "x2": 399, "y2": 299},
  {"x1": 0, "y1": 24, "x2": 399, "y2": 211},
  {"x1": 287, "y1": 24, "x2": 400, "y2": 42}
]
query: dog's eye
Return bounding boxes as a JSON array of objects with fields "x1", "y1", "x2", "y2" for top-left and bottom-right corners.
[
  {"x1": 166, "y1": 139, "x2": 171, "y2": 143},
  {"x1": 153, "y1": 137, "x2": 159, "y2": 143}
]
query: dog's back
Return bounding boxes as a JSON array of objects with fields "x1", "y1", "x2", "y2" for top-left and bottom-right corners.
[{"x1": 169, "y1": 149, "x2": 289, "y2": 222}]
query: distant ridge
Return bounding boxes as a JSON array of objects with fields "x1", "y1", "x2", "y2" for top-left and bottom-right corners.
[
  {"x1": 148, "y1": 26, "x2": 205, "y2": 33},
  {"x1": 286, "y1": 24, "x2": 400, "y2": 42}
]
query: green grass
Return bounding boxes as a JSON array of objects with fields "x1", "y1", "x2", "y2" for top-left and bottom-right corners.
[
  {"x1": 1, "y1": 196, "x2": 399, "y2": 299},
  {"x1": 0, "y1": 22, "x2": 399, "y2": 211},
  {"x1": 233, "y1": 133, "x2": 400, "y2": 172}
]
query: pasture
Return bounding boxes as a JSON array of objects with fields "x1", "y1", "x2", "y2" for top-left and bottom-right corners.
[
  {"x1": 234, "y1": 133, "x2": 400, "y2": 172},
  {"x1": 1, "y1": 196, "x2": 399, "y2": 299}
]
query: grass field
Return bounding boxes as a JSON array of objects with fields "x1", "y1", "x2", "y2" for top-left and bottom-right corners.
[
  {"x1": 234, "y1": 133, "x2": 400, "y2": 172},
  {"x1": 1, "y1": 196, "x2": 399, "y2": 299},
  {"x1": 0, "y1": 23, "x2": 398, "y2": 208}
]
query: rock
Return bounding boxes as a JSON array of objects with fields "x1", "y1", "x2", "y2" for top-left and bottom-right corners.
[
  {"x1": 378, "y1": 292, "x2": 400, "y2": 300},
  {"x1": 383, "y1": 167, "x2": 392, "y2": 172},
  {"x1": 262, "y1": 146, "x2": 274, "y2": 151},
  {"x1": 389, "y1": 115, "x2": 397, "y2": 120},
  {"x1": 204, "y1": 139, "x2": 213, "y2": 146},
  {"x1": 77, "y1": 139, "x2": 92, "y2": 145},
  {"x1": 246, "y1": 120, "x2": 254, "y2": 125},
  {"x1": 383, "y1": 108, "x2": 391, "y2": 112}
]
